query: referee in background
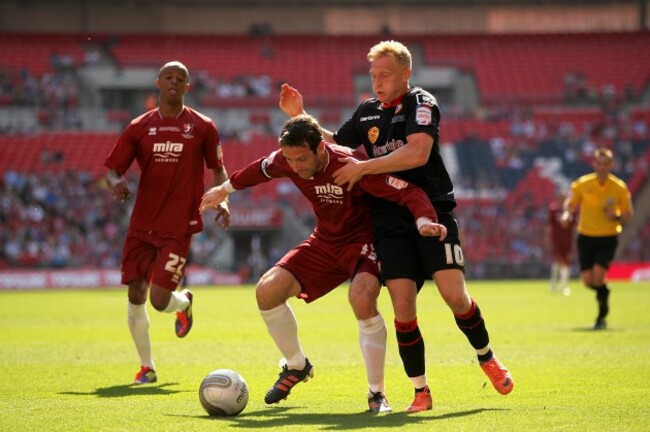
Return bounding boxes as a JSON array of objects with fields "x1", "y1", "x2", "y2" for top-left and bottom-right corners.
[{"x1": 562, "y1": 147, "x2": 633, "y2": 330}]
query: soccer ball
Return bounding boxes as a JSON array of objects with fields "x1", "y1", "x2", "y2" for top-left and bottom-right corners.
[{"x1": 199, "y1": 369, "x2": 249, "y2": 416}]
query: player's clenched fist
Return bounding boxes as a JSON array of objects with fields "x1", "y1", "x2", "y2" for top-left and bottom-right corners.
[{"x1": 418, "y1": 222, "x2": 447, "y2": 241}]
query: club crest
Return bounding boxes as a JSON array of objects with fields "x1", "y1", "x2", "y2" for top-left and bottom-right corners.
[{"x1": 368, "y1": 126, "x2": 379, "y2": 144}]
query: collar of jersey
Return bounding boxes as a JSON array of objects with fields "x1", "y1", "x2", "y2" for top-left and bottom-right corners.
[{"x1": 381, "y1": 90, "x2": 408, "y2": 109}]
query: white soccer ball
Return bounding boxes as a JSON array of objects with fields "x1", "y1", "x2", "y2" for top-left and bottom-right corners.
[{"x1": 199, "y1": 369, "x2": 249, "y2": 416}]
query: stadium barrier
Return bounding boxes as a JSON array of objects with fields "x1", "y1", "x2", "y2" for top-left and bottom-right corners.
[{"x1": 0, "y1": 267, "x2": 242, "y2": 290}]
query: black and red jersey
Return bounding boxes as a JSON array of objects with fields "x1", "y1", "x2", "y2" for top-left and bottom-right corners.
[{"x1": 333, "y1": 87, "x2": 455, "y2": 237}]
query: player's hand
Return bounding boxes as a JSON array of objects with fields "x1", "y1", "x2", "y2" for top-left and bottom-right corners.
[
  {"x1": 560, "y1": 210, "x2": 571, "y2": 225},
  {"x1": 604, "y1": 206, "x2": 619, "y2": 221},
  {"x1": 213, "y1": 201, "x2": 230, "y2": 230},
  {"x1": 333, "y1": 157, "x2": 365, "y2": 191},
  {"x1": 279, "y1": 83, "x2": 305, "y2": 118},
  {"x1": 106, "y1": 175, "x2": 130, "y2": 202},
  {"x1": 419, "y1": 222, "x2": 447, "y2": 240},
  {"x1": 199, "y1": 185, "x2": 228, "y2": 215}
]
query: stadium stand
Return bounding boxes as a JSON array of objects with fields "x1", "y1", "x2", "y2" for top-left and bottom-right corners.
[{"x1": 0, "y1": 30, "x2": 648, "y2": 279}]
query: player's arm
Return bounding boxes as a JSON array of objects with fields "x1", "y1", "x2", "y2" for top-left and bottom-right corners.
[
  {"x1": 358, "y1": 174, "x2": 447, "y2": 240},
  {"x1": 106, "y1": 169, "x2": 130, "y2": 202},
  {"x1": 278, "y1": 83, "x2": 335, "y2": 142},
  {"x1": 333, "y1": 132, "x2": 433, "y2": 191},
  {"x1": 607, "y1": 186, "x2": 634, "y2": 223},
  {"x1": 561, "y1": 186, "x2": 579, "y2": 223},
  {"x1": 208, "y1": 165, "x2": 230, "y2": 229},
  {"x1": 200, "y1": 154, "x2": 284, "y2": 215}
]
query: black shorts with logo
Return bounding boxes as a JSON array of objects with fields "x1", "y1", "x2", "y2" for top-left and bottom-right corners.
[
  {"x1": 374, "y1": 212, "x2": 465, "y2": 285},
  {"x1": 577, "y1": 234, "x2": 618, "y2": 271}
]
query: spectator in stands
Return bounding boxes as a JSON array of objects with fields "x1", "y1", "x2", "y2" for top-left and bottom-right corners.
[
  {"x1": 278, "y1": 40, "x2": 513, "y2": 412},
  {"x1": 104, "y1": 61, "x2": 230, "y2": 385},
  {"x1": 199, "y1": 114, "x2": 447, "y2": 412},
  {"x1": 547, "y1": 191, "x2": 576, "y2": 295},
  {"x1": 562, "y1": 147, "x2": 634, "y2": 330}
]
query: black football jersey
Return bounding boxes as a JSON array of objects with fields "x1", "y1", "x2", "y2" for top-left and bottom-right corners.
[{"x1": 334, "y1": 87, "x2": 456, "y2": 236}]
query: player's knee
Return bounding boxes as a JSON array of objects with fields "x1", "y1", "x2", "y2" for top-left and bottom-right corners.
[
  {"x1": 255, "y1": 270, "x2": 294, "y2": 310},
  {"x1": 127, "y1": 280, "x2": 147, "y2": 304},
  {"x1": 443, "y1": 291, "x2": 471, "y2": 313},
  {"x1": 348, "y1": 291, "x2": 378, "y2": 319},
  {"x1": 348, "y1": 278, "x2": 380, "y2": 318}
]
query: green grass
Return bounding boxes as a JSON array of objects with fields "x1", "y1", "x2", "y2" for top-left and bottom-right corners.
[{"x1": 1, "y1": 280, "x2": 649, "y2": 431}]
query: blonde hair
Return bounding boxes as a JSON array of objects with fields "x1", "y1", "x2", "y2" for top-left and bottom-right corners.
[{"x1": 367, "y1": 40, "x2": 412, "y2": 69}]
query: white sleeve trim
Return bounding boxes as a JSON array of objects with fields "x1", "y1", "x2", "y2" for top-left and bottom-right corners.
[
  {"x1": 416, "y1": 217, "x2": 433, "y2": 229},
  {"x1": 223, "y1": 180, "x2": 236, "y2": 193}
]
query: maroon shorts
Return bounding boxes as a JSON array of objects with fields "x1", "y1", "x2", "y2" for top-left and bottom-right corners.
[
  {"x1": 552, "y1": 239, "x2": 573, "y2": 262},
  {"x1": 276, "y1": 234, "x2": 380, "y2": 303},
  {"x1": 121, "y1": 229, "x2": 192, "y2": 291}
]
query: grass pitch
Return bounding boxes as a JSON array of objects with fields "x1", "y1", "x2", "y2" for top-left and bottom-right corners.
[{"x1": 1, "y1": 280, "x2": 649, "y2": 431}]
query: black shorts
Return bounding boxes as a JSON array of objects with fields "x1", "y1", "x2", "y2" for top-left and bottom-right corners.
[
  {"x1": 374, "y1": 212, "x2": 465, "y2": 284},
  {"x1": 577, "y1": 234, "x2": 618, "y2": 271}
]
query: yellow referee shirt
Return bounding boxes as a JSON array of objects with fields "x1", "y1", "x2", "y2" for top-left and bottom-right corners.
[{"x1": 568, "y1": 173, "x2": 633, "y2": 236}]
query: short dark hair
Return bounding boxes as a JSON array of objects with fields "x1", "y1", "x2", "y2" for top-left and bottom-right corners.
[
  {"x1": 158, "y1": 61, "x2": 190, "y2": 82},
  {"x1": 278, "y1": 114, "x2": 323, "y2": 153}
]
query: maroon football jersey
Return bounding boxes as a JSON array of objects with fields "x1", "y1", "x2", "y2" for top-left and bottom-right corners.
[
  {"x1": 105, "y1": 107, "x2": 223, "y2": 234},
  {"x1": 548, "y1": 201, "x2": 576, "y2": 249},
  {"x1": 230, "y1": 143, "x2": 437, "y2": 244}
]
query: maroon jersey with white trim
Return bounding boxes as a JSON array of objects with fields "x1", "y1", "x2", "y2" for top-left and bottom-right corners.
[
  {"x1": 230, "y1": 143, "x2": 437, "y2": 244},
  {"x1": 105, "y1": 106, "x2": 223, "y2": 234}
]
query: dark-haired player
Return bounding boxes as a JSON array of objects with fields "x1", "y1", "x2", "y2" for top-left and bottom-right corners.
[
  {"x1": 105, "y1": 61, "x2": 230, "y2": 384},
  {"x1": 200, "y1": 114, "x2": 447, "y2": 412}
]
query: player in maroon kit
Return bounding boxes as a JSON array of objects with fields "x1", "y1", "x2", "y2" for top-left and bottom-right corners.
[
  {"x1": 547, "y1": 192, "x2": 576, "y2": 295},
  {"x1": 199, "y1": 114, "x2": 447, "y2": 412},
  {"x1": 105, "y1": 61, "x2": 230, "y2": 385}
]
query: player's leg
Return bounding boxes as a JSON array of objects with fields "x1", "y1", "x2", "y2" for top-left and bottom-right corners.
[
  {"x1": 257, "y1": 266, "x2": 304, "y2": 366},
  {"x1": 349, "y1": 271, "x2": 390, "y2": 413},
  {"x1": 121, "y1": 231, "x2": 158, "y2": 384},
  {"x1": 591, "y1": 264, "x2": 609, "y2": 329},
  {"x1": 591, "y1": 236, "x2": 617, "y2": 329},
  {"x1": 550, "y1": 261, "x2": 559, "y2": 292},
  {"x1": 256, "y1": 265, "x2": 313, "y2": 404},
  {"x1": 375, "y1": 233, "x2": 431, "y2": 411},
  {"x1": 435, "y1": 269, "x2": 513, "y2": 395},
  {"x1": 558, "y1": 254, "x2": 571, "y2": 295},
  {"x1": 424, "y1": 213, "x2": 513, "y2": 396},
  {"x1": 148, "y1": 233, "x2": 193, "y2": 337},
  {"x1": 127, "y1": 278, "x2": 157, "y2": 384}
]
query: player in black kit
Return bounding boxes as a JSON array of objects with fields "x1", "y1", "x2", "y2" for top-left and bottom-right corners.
[{"x1": 279, "y1": 40, "x2": 513, "y2": 411}]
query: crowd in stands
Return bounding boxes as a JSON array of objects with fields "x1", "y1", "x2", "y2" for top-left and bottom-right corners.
[
  {"x1": 1, "y1": 33, "x2": 648, "y2": 278},
  {"x1": 0, "y1": 170, "x2": 125, "y2": 269},
  {"x1": 1, "y1": 106, "x2": 648, "y2": 278},
  {"x1": 0, "y1": 53, "x2": 83, "y2": 133}
]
